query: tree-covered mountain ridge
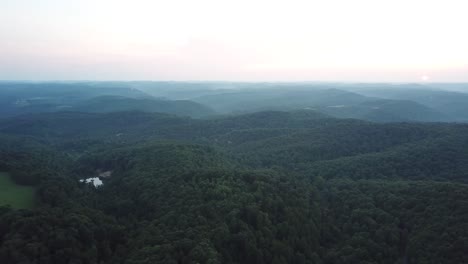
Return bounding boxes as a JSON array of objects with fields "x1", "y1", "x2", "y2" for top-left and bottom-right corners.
[
  {"x1": 3, "y1": 82, "x2": 468, "y2": 122},
  {"x1": 0, "y1": 110, "x2": 467, "y2": 264}
]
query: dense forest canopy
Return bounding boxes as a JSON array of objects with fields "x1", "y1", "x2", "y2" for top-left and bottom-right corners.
[{"x1": 0, "y1": 82, "x2": 467, "y2": 264}]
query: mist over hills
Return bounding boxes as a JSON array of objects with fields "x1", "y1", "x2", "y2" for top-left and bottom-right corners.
[
  {"x1": 348, "y1": 86, "x2": 468, "y2": 121},
  {"x1": 0, "y1": 83, "x2": 214, "y2": 118},
  {"x1": 74, "y1": 96, "x2": 215, "y2": 118},
  {"x1": 2, "y1": 81, "x2": 466, "y2": 122}
]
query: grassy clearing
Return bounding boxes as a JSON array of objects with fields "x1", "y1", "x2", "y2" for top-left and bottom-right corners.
[{"x1": 0, "y1": 172, "x2": 35, "y2": 209}]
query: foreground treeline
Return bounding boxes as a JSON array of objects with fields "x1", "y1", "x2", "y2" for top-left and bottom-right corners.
[{"x1": 0, "y1": 110, "x2": 467, "y2": 264}]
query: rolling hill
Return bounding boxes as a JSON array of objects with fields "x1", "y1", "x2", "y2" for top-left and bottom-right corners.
[
  {"x1": 351, "y1": 85, "x2": 468, "y2": 121},
  {"x1": 0, "y1": 83, "x2": 215, "y2": 118},
  {"x1": 73, "y1": 96, "x2": 215, "y2": 117},
  {"x1": 1, "y1": 110, "x2": 468, "y2": 263}
]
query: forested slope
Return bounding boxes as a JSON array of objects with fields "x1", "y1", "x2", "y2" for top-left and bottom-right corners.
[{"x1": 0, "y1": 110, "x2": 467, "y2": 264}]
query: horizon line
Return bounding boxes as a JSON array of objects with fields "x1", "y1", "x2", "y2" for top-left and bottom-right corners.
[{"x1": 1, "y1": 80, "x2": 467, "y2": 84}]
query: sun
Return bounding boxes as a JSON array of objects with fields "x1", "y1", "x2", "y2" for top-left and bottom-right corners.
[{"x1": 421, "y1": 75, "x2": 430, "y2": 82}]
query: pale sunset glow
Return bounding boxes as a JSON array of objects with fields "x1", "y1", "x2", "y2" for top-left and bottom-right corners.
[{"x1": 1, "y1": 0, "x2": 467, "y2": 81}]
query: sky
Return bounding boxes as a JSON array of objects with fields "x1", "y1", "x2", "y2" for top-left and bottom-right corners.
[{"x1": 1, "y1": 0, "x2": 467, "y2": 82}]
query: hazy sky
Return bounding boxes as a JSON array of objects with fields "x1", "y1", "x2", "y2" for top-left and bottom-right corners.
[{"x1": 1, "y1": 0, "x2": 467, "y2": 81}]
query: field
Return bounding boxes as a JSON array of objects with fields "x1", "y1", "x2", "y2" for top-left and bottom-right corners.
[{"x1": 0, "y1": 172, "x2": 35, "y2": 209}]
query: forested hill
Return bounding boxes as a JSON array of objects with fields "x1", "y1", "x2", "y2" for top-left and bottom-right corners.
[
  {"x1": 0, "y1": 110, "x2": 468, "y2": 263},
  {"x1": 73, "y1": 96, "x2": 215, "y2": 117},
  {"x1": 3, "y1": 82, "x2": 468, "y2": 122},
  {"x1": 0, "y1": 83, "x2": 215, "y2": 118},
  {"x1": 190, "y1": 88, "x2": 452, "y2": 122}
]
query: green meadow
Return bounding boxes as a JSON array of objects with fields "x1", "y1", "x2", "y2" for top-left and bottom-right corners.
[{"x1": 0, "y1": 172, "x2": 35, "y2": 209}]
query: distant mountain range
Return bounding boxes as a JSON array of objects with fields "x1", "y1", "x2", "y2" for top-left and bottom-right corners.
[
  {"x1": 191, "y1": 88, "x2": 453, "y2": 122},
  {"x1": 1, "y1": 81, "x2": 467, "y2": 122},
  {"x1": 0, "y1": 83, "x2": 214, "y2": 118},
  {"x1": 347, "y1": 85, "x2": 468, "y2": 121}
]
